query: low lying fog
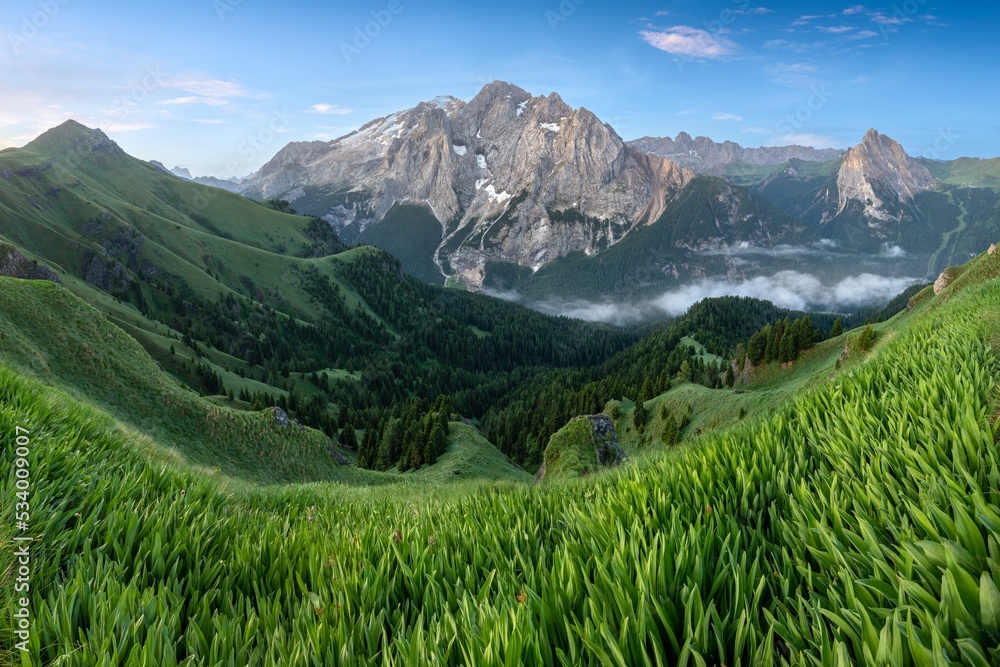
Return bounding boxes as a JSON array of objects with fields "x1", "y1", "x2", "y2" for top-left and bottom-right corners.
[{"x1": 490, "y1": 271, "x2": 920, "y2": 325}]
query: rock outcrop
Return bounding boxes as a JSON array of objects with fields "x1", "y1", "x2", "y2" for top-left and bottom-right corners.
[
  {"x1": 0, "y1": 244, "x2": 62, "y2": 283},
  {"x1": 535, "y1": 413, "x2": 626, "y2": 483},
  {"x1": 241, "y1": 82, "x2": 694, "y2": 287}
]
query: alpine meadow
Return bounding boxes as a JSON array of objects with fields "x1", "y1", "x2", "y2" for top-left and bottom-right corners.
[{"x1": 3, "y1": 1, "x2": 1000, "y2": 665}]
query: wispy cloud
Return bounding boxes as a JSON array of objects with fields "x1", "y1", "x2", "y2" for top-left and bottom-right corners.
[
  {"x1": 675, "y1": 109, "x2": 696, "y2": 116},
  {"x1": 732, "y1": 6, "x2": 774, "y2": 15},
  {"x1": 843, "y1": 5, "x2": 866, "y2": 15},
  {"x1": 306, "y1": 103, "x2": 354, "y2": 115},
  {"x1": 868, "y1": 11, "x2": 910, "y2": 25},
  {"x1": 158, "y1": 96, "x2": 230, "y2": 107},
  {"x1": 712, "y1": 112, "x2": 743, "y2": 121},
  {"x1": 847, "y1": 29, "x2": 880, "y2": 40},
  {"x1": 639, "y1": 27, "x2": 736, "y2": 59},
  {"x1": 764, "y1": 62, "x2": 819, "y2": 87},
  {"x1": 764, "y1": 39, "x2": 826, "y2": 53},
  {"x1": 817, "y1": 25, "x2": 854, "y2": 34},
  {"x1": 190, "y1": 118, "x2": 225, "y2": 124}
]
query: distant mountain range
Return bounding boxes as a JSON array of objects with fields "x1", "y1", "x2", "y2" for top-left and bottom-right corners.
[
  {"x1": 238, "y1": 81, "x2": 1000, "y2": 301},
  {"x1": 3, "y1": 82, "x2": 999, "y2": 311},
  {"x1": 626, "y1": 132, "x2": 844, "y2": 176},
  {"x1": 149, "y1": 159, "x2": 249, "y2": 193}
]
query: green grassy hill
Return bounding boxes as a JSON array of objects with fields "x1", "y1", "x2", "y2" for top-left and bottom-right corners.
[
  {"x1": 3, "y1": 245, "x2": 1000, "y2": 664},
  {"x1": 0, "y1": 121, "x2": 637, "y2": 474}
]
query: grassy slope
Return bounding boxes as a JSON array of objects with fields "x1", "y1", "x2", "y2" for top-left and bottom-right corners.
[
  {"x1": 2, "y1": 248, "x2": 999, "y2": 665},
  {"x1": 0, "y1": 277, "x2": 383, "y2": 486},
  {"x1": 388, "y1": 422, "x2": 530, "y2": 484}
]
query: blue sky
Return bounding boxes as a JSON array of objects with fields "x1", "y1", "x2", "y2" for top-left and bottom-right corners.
[{"x1": 1, "y1": 0, "x2": 995, "y2": 177}]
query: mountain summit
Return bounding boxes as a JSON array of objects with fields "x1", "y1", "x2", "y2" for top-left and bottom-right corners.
[
  {"x1": 241, "y1": 81, "x2": 694, "y2": 286},
  {"x1": 25, "y1": 119, "x2": 125, "y2": 158},
  {"x1": 835, "y1": 129, "x2": 935, "y2": 220}
]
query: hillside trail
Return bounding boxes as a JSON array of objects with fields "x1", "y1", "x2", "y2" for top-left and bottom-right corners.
[{"x1": 926, "y1": 188, "x2": 969, "y2": 278}]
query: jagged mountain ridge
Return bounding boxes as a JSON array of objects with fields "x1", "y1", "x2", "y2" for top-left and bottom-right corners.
[
  {"x1": 241, "y1": 82, "x2": 695, "y2": 287},
  {"x1": 627, "y1": 132, "x2": 844, "y2": 176}
]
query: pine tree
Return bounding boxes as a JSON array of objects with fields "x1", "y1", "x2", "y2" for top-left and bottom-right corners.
[
  {"x1": 830, "y1": 317, "x2": 844, "y2": 337},
  {"x1": 661, "y1": 412, "x2": 679, "y2": 446},
  {"x1": 858, "y1": 324, "x2": 877, "y2": 351},
  {"x1": 633, "y1": 401, "x2": 648, "y2": 432},
  {"x1": 341, "y1": 423, "x2": 359, "y2": 451}
]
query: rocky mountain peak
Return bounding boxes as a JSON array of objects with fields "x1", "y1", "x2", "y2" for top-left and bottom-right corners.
[
  {"x1": 241, "y1": 82, "x2": 693, "y2": 287},
  {"x1": 835, "y1": 129, "x2": 934, "y2": 220}
]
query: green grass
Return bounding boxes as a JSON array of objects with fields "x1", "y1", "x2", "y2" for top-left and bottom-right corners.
[
  {"x1": 4, "y1": 201, "x2": 1000, "y2": 664},
  {"x1": 540, "y1": 416, "x2": 601, "y2": 481},
  {"x1": 389, "y1": 422, "x2": 530, "y2": 485},
  {"x1": 3, "y1": 258, "x2": 1000, "y2": 664}
]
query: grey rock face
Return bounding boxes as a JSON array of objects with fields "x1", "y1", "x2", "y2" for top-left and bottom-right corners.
[
  {"x1": 835, "y1": 129, "x2": 934, "y2": 221},
  {"x1": 0, "y1": 245, "x2": 62, "y2": 284},
  {"x1": 270, "y1": 407, "x2": 291, "y2": 428},
  {"x1": 241, "y1": 82, "x2": 693, "y2": 287},
  {"x1": 628, "y1": 132, "x2": 843, "y2": 175},
  {"x1": 590, "y1": 414, "x2": 626, "y2": 467}
]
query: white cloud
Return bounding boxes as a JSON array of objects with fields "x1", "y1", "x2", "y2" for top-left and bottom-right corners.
[
  {"x1": 190, "y1": 118, "x2": 225, "y2": 124},
  {"x1": 713, "y1": 112, "x2": 743, "y2": 121},
  {"x1": 675, "y1": 109, "x2": 696, "y2": 116},
  {"x1": 764, "y1": 39, "x2": 825, "y2": 53},
  {"x1": 650, "y1": 271, "x2": 918, "y2": 316},
  {"x1": 498, "y1": 266, "x2": 918, "y2": 325},
  {"x1": 306, "y1": 103, "x2": 354, "y2": 115},
  {"x1": 868, "y1": 11, "x2": 909, "y2": 25},
  {"x1": 817, "y1": 25, "x2": 854, "y2": 33},
  {"x1": 733, "y1": 7, "x2": 775, "y2": 15},
  {"x1": 158, "y1": 96, "x2": 230, "y2": 107},
  {"x1": 163, "y1": 74, "x2": 257, "y2": 99},
  {"x1": 843, "y1": 5, "x2": 866, "y2": 15},
  {"x1": 764, "y1": 62, "x2": 819, "y2": 86},
  {"x1": 639, "y1": 27, "x2": 736, "y2": 59}
]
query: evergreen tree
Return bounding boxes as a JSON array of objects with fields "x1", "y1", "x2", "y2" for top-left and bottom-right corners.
[
  {"x1": 661, "y1": 412, "x2": 679, "y2": 446},
  {"x1": 341, "y1": 423, "x2": 359, "y2": 451},
  {"x1": 858, "y1": 324, "x2": 877, "y2": 351},
  {"x1": 632, "y1": 401, "x2": 648, "y2": 432},
  {"x1": 830, "y1": 317, "x2": 844, "y2": 337}
]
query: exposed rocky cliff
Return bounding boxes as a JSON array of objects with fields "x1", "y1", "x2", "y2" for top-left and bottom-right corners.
[
  {"x1": 241, "y1": 82, "x2": 694, "y2": 287},
  {"x1": 834, "y1": 129, "x2": 935, "y2": 221},
  {"x1": 628, "y1": 132, "x2": 843, "y2": 175}
]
